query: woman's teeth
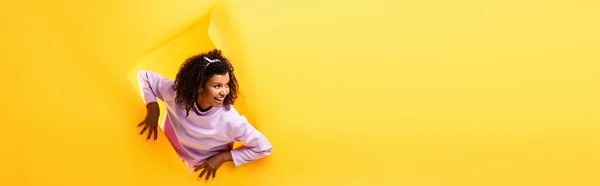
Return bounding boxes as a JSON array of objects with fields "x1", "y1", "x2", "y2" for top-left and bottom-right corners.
[{"x1": 214, "y1": 97, "x2": 224, "y2": 101}]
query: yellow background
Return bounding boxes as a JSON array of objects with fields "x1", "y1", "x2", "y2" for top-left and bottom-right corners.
[{"x1": 1, "y1": 0, "x2": 599, "y2": 185}]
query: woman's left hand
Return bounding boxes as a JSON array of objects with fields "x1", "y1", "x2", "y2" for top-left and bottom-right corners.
[{"x1": 194, "y1": 151, "x2": 233, "y2": 182}]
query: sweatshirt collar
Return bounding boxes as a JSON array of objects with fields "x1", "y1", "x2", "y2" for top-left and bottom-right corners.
[{"x1": 192, "y1": 102, "x2": 217, "y2": 116}]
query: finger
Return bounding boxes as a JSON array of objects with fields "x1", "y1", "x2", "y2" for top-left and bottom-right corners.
[
  {"x1": 205, "y1": 170, "x2": 212, "y2": 182},
  {"x1": 146, "y1": 125, "x2": 154, "y2": 141},
  {"x1": 198, "y1": 168, "x2": 208, "y2": 181},
  {"x1": 212, "y1": 169, "x2": 216, "y2": 180},
  {"x1": 194, "y1": 163, "x2": 206, "y2": 172},
  {"x1": 139, "y1": 124, "x2": 149, "y2": 136},
  {"x1": 153, "y1": 127, "x2": 158, "y2": 141},
  {"x1": 137, "y1": 120, "x2": 145, "y2": 128}
]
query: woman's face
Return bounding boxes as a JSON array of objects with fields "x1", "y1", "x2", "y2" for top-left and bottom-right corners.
[{"x1": 197, "y1": 73, "x2": 230, "y2": 110}]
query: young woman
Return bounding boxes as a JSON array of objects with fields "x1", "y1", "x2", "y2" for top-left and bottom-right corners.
[{"x1": 136, "y1": 49, "x2": 273, "y2": 182}]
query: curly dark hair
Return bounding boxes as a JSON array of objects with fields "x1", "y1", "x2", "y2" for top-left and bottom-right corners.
[{"x1": 172, "y1": 49, "x2": 239, "y2": 116}]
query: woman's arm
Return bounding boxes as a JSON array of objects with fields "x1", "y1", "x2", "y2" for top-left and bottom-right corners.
[
  {"x1": 136, "y1": 70, "x2": 172, "y2": 141},
  {"x1": 228, "y1": 117, "x2": 273, "y2": 167},
  {"x1": 136, "y1": 70, "x2": 171, "y2": 104},
  {"x1": 194, "y1": 116, "x2": 273, "y2": 181}
]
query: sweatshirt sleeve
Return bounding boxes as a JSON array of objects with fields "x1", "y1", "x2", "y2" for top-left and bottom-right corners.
[
  {"x1": 136, "y1": 70, "x2": 172, "y2": 104},
  {"x1": 228, "y1": 116, "x2": 273, "y2": 167}
]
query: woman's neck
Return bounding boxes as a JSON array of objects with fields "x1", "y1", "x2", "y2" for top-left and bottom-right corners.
[{"x1": 196, "y1": 101, "x2": 212, "y2": 112}]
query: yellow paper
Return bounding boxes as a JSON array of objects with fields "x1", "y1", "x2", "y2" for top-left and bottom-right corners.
[{"x1": 1, "y1": 0, "x2": 599, "y2": 185}]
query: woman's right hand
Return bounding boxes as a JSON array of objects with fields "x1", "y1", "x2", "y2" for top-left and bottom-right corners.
[{"x1": 137, "y1": 102, "x2": 160, "y2": 142}]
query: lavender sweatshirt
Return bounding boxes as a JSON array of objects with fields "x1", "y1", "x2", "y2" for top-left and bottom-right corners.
[{"x1": 137, "y1": 70, "x2": 273, "y2": 172}]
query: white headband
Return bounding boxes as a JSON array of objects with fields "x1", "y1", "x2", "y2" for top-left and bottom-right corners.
[{"x1": 204, "y1": 56, "x2": 221, "y2": 67}]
